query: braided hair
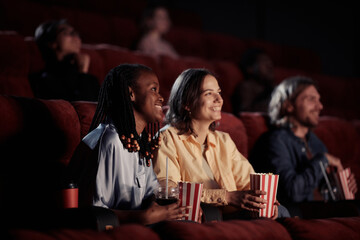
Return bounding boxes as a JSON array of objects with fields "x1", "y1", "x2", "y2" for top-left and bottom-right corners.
[{"x1": 89, "y1": 63, "x2": 160, "y2": 166}]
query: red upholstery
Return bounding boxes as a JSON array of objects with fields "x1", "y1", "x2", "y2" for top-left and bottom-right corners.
[
  {"x1": 310, "y1": 73, "x2": 360, "y2": 120},
  {"x1": 114, "y1": 0, "x2": 147, "y2": 19},
  {"x1": 25, "y1": 37, "x2": 45, "y2": 75},
  {"x1": 165, "y1": 27, "x2": 207, "y2": 58},
  {"x1": 97, "y1": 45, "x2": 159, "y2": 85},
  {"x1": 81, "y1": 44, "x2": 106, "y2": 83},
  {"x1": 40, "y1": 98, "x2": 81, "y2": 166},
  {"x1": 86, "y1": 0, "x2": 117, "y2": 16},
  {"x1": 0, "y1": 95, "x2": 81, "y2": 215},
  {"x1": 71, "y1": 101, "x2": 97, "y2": 139},
  {"x1": 247, "y1": 39, "x2": 321, "y2": 73},
  {"x1": 0, "y1": 75, "x2": 33, "y2": 97},
  {"x1": 279, "y1": 217, "x2": 360, "y2": 240},
  {"x1": 315, "y1": 116, "x2": 360, "y2": 198},
  {"x1": 247, "y1": 39, "x2": 284, "y2": 69},
  {"x1": 0, "y1": 31, "x2": 30, "y2": 77},
  {"x1": 73, "y1": 11, "x2": 112, "y2": 44},
  {"x1": 315, "y1": 116, "x2": 360, "y2": 168},
  {"x1": 217, "y1": 112, "x2": 248, "y2": 157},
  {"x1": 157, "y1": 55, "x2": 191, "y2": 95},
  {"x1": 238, "y1": 112, "x2": 270, "y2": 154},
  {"x1": 8, "y1": 224, "x2": 161, "y2": 240},
  {"x1": 273, "y1": 67, "x2": 307, "y2": 84},
  {"x1": 52, "y1": 6, "x2": 77, "y2": 27},
  {"x1": 205, "y1": 32, "x2": 248, "y2": 63},
  {"x1": 168, "y1": 8, "x2": 203, "y2": 30},
  {"x1": 353, "y1": 120, "x2": 360, "y2": 136},
  {"x1": 153, "y1": 219, "x2": 292, "y2": 240},
  {"x1": 158, "y1": 55, "x2": 215, "y2": 103},
  {"x1": 279, "y1": 45, "x2": 322, "y2": 73},
  {"x1": 0, "y1": 95, "x2": 80, "y2": 165},
  {"x1": 0, "y1": 0, "x2": 53, "y2": 37},
  {"x1": 110, "y1": 17, "x2": 138, "y2": 48}
]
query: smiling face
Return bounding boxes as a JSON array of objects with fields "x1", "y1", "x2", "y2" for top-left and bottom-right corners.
[
  {"x1": 131, "y1": 71, "x2": 164, "y2": 125},
  {"x1": 289, "y1": 85, "x2": 323, "y2": 128},
  {"x1": 191, "y1": 74, "x2": 223, "y2": 125}
]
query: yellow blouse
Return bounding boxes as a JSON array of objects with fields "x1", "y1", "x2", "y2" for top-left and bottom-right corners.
[{"x1": 153, "y1": 126, "x2": 255, "y2": 206}]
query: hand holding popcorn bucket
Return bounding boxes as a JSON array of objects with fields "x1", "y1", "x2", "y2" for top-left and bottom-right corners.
[
  {"x1": 250, "y1": 173, "x2": 279, "y2": 218},
  {"x1": 178, "y1": 182, "x2": 203, "y2": 222},
  {"x1": 337, "y1": 168, "x2": 355, "y2": 200}
]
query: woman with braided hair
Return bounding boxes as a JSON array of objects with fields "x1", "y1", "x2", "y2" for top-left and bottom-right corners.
[{"x1": 67, "y1": 63, "x2": 189, "y2": 225}]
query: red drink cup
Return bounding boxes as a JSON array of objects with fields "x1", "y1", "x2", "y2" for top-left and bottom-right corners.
[{"x1": 61, "y1": 182, "x2": 78, "y2": 208}]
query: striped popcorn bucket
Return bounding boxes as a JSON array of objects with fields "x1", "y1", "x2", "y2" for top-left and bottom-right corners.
[
  {"x1": 250, "y1": 173, "x2": 279, "y2": 218},
  {"x1": 338, "y1": 168, "x2": 354, "y2": 200},
  {"x1": 178, "y1": 182, "x2": 203, "y2": 222}
]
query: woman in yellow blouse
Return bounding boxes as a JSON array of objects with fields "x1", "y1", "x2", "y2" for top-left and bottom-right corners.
[{"x1": 154, "y1": 68, "x2": 280, "y2": 220}]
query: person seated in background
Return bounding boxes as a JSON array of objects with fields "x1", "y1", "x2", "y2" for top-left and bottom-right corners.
[
  {"x1": 134, "y1": 4, "x2": 179, "y2": 60},
  {"x1": 231, "y1": 48, "x2": 275, "y2": 114},
  {"x1": 153, "y1": 68, "x2": 289, "y2": 221},
  {"x1": 66, "y1": 64, "x2": 189, "y2": 225},
  {"x1": 249, "y1": 76, "x2": 357, "y2": 207},
  {"x1": 29, "y1": 19, "x2": 100, "y2": 101}
]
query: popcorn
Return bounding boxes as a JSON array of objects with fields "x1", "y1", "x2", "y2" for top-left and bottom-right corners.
[
  {"x1": 337, "y1": 168, "x2": 354, "y2": 200},
  {"x1": 250, "y1": 173, "x2": 279, "y2": 218},
  {"x1": 178, "y1": 182, "x2": 203, "y2": 222}
]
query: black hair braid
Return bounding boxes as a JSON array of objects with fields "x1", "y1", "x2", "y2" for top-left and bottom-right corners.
[{"x1": 89, "y1": 64, "x2": 160, "y2": 167}]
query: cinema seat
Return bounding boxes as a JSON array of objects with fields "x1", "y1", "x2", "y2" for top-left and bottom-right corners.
[
  {"x1": 165, "y1": 27, "x2": 207, "y2": 58},
  {"x1": 205, "y1": 32, "x2": 248, "y2": 63},
  {"x1": 110, "y1": 17, "x2": 139, "y2": 49},
  {"x1": 0, "y1": 31, "x2": 30, "y2": 77},
  {"x1": 96, "y1": 44, "x2": 159, "y2": 84},
  {"x1": 218, "y1": 112, "x2": 248, "y2": 157}
]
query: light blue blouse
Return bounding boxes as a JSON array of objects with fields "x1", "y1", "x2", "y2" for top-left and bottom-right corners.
[{"x1": 83, "y1": 123, "x2": 159, "y2": 210}]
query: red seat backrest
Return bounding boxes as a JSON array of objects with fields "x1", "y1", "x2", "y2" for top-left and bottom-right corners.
[
  {"x1": 165, "y1": 27, "x2": 207, "y2": 58},
  {"x1": 0, "y1": 32, "x2": 30, "y2": 77},
  {"x1": 71, "y1": 101, "x2": 97, "y2": 139},
  {"x1": 238, "y1": 112, "x2": 270, "y2": 154},
  {"x1": 217, "y1": 112, "x2": 248, "y2": 158},
  {"x1": 205, "y1": 32, "x2": 248, "y2": 63}
]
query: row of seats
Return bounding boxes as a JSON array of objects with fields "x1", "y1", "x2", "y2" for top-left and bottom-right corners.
[
  {"x1": 1, "y1": 31, "x2": 359, "y2": 119},
  {"x1": 0, "y1": 0, "x2": 322, "y2": 72},
  {"x1": 1, "y1": 95, "x2": 359, "y2": 214}
]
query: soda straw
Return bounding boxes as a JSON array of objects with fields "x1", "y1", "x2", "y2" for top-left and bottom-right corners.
[{"x1": 165, "y1": 156, "x2": 168, "y2": 199}]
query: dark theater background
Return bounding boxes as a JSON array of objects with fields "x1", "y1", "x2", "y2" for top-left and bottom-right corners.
[{"x1": 1, "y1": 1, "x2": 360, "y2": 240}]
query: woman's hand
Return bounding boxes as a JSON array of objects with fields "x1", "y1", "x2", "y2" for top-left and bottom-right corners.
[
  {"x1": 225, "y1": 190, "x2": 267, "y2": 212},
  {"x1": 270, "y1": 200, "x2": 279, "y2": 220},
  {"x1": 142, "y1": 201, "x2": 191, "y2": 225}
]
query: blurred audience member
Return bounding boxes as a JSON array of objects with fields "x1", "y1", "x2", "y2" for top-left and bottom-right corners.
[
  {"x1": 231, "y1": 48, "x2": 275, "y2": 114},
  {"x1": 134, "y1": 5, "x2": 179, "y2": 60},
  {"x1": 249, "y1": 76, "x2": 357, "y2": 206},
  {"x1": 29, "y1": 19, "x2": 100, "y2": 101}
]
